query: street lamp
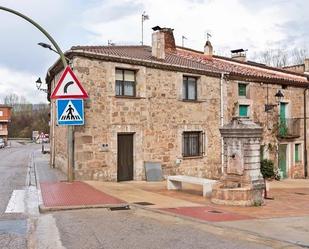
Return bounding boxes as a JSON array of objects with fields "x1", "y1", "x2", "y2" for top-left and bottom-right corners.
[
  {"x1": 35, "y1": 77, "x2": 48, "y2": 93},
  {"x1": 0, "y1": 5, "x2": 74, "y2": 183},
  {"x1": 275, "y1": 90, "x2": 284, "y2": 103},
  {"x1": 38, "y1": 42, "x2": 70, "y2": 61},
  {"x1": 264, "y1": 89, "x2": 284, "y2": 112}
]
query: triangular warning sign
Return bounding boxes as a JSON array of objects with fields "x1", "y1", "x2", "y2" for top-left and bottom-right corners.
[
  {"x1": 51, "y1": 66, "x2": 89, "y2": 99},
  {"x1": 59, "y1": 101, "x2": 82, "y2": 121}
]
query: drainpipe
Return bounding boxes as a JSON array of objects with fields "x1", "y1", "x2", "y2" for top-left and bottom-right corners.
[
  {"x1": 220, "y1": 73, "x2": 225, "y2": 174},
  {"x1": 304, "y1": 88, "x2": 308, "y2": 178}
]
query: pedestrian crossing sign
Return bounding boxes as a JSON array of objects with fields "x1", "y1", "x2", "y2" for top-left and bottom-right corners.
[{"x1": 56, "y1": 99, "x2": 84, "y2": 126}]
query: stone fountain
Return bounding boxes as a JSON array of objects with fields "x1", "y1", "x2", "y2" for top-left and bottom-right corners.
[{"x1": 211, "y1": 117, "x2": 265, "y2": 206}]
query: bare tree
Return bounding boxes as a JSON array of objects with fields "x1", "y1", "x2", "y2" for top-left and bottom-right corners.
[
  {"x1": 4, "y1": 93, "x2": 19, "y2": 106},
  {"x1": 291, "y1": 48, "x2": 308, "y2": 65},
  {"x1": 254, "y1": 49, "x2": 289, "y2": 67},
  {"x1": 3, "y1": 93, "x2": 49, "y2": 138},
  {"x1": 254, "y1": 47, "x2": 308, "y2": 67}
]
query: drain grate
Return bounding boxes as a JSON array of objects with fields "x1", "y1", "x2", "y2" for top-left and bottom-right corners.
[
  {"x1": 133, "y1": 202, "x2": 155, "y2": 206},
  {"x1": 208, "y1": 210, "x2": 223, "y2": 214},
  {"x1": 295, "y1": 192, "x2": 308, "y2": 196},
  {"x1": 109, "y1": 205, "x2": 130, "y2": 211}
]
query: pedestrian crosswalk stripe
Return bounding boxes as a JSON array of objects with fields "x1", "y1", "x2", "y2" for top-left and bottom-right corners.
[{"x1": 59, "y1": 100, "x2": 82, "y2": 121}]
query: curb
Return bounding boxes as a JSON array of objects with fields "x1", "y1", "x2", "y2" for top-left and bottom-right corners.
[
  {"x1": 130, "y1": 204, "x2": 305, "y2": 249},
  {"x1": 39, "y1": 203, "x2": 130, "y2": 213}
]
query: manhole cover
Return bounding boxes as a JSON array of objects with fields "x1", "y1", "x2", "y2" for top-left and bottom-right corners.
[
  {"x1": 109, "y1": 205, "x2": 130, "y2": 211},
  {"x1": 295, "y1": 192, "x2": 308, "y2": 196},
  {"x1": 133, "y1": 202, "x2": 155, "y2": 206},
  {"x1": 208, "y1": 210, "x2": 223, "y2": 214}
]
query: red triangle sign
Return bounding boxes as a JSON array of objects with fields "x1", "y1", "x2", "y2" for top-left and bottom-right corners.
[{"x1": 51, "y1": 66, "x2": 89, "y2": 99}]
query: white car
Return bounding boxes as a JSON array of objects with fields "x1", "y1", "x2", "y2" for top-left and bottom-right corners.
[{"x1": 0, "y1": 138, "x2": 5, "y2": 149}]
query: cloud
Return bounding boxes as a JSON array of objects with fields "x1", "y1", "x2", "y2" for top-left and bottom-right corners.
[
  {"x1": 81, "y1": 0, "x2": 309, "y2": 58},
  {"x1": 1, "y1": 0, "x2": 309, "y2": 103},
  {"x1": 0, "y1": 65, "x2": 47, "y2": 104}
]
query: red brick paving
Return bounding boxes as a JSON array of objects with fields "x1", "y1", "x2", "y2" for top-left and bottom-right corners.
[
  {"x1": 161, "y1": 206, "x2": 254, "y2": 222},
  {"x1": 40, "y1": 181, "x2": 126, "y2": 207}
]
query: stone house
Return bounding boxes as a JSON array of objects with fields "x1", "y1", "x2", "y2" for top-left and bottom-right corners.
[
  {"x1": 0, "y1": 105, "x2": 12, "y2": 145},
  {"x1": 47, "y1": 27, "x2": 309, "y2": 181}
]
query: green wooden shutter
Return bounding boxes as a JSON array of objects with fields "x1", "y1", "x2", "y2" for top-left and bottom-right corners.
[
  {"x1": 295, "y1": 144, "x2": 300, "y2": 162},
  {"x1": 239, "y1": 105, "x2": 248, "y2": 117},
  {"x1": 238, "y1": 84, "x2": 247, "y2": 96}
]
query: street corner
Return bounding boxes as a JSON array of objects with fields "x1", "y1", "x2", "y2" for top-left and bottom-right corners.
[{"x1": 39, "y1": 181, "x2": 128, "y2": 213}]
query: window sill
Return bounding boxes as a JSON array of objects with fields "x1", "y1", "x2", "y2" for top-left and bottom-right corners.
[
  {"x1": 114, "y1": 96, "x2": 145, "y2": 99},
  {"x1": 182, "y1": 155, "x2": 204, "y2": 160},
  {"x1": 181, "y1": 99, "x2": 204, "y2": 103}
]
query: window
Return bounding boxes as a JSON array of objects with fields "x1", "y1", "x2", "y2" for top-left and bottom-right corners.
[
  {"x1": 238, "y1": 83, "x2": 247, "y2": 97},
  {"x1": 182, "y1": 131, "x2": 204, "y2": 157},
  {"x1": 115, "y1": 69, "x2": 136, "y2": 96},
  {"x1": 295, "y1": 143, "x2": 301, "y2": 162},
  {"x1": 0, "y1": 124, "x2": 2, "y2": 130},
  {"x1": 0, "y1": 111, "x2": 3, "y2": 116},
  {"x1": 183, "y1": 76, "x2": 197, "y2": 100},
  {"x1": 239, "y1": 105, "x2": 249, "y2": 117}
]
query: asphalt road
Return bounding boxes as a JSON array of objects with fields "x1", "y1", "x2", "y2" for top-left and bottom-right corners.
[
  {"x1": 0, "y1": 141, "x2": 40, "y2": 249},
  {"x1": 0, "y1": 141, "x2": 296, "y2": 249},
  {"x1": 51, "y1": 208, "x2": 273, "y2": 249}
]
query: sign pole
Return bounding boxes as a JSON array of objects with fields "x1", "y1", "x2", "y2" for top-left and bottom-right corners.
[
  {"x1": 0, "y1": 6, "x2": 74, "y2": 182},
  {"x1": 68, "y1": 126, "x2": 74, "y2": 182}
]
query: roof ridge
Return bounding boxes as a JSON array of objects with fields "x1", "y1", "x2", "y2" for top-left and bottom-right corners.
[
  {"x1": 176, "y1": 46, "x2": 308, "y2": 78},
  {"x1": 71, "y1": 45, "x2": 151, "y2": 50}
]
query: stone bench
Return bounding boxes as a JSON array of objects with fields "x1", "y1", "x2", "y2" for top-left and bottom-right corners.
[{"x1": 167, "y1": 175, "x2": 217, "y2": 197}]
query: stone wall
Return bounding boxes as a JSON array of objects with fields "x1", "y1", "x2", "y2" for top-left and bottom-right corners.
[
  {"x1": 225, "y1": 80, "x2": 308, "y2": 178},
  {"x1": 51, "y1": 56, "x2": 308, "y2": 180},
  {"x1": 52, "y1": 57, "x2": 222, "y2": 181}
]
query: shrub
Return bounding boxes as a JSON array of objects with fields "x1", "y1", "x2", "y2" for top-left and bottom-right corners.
[{"x1": 260, "y1": 159, "x2": 275, "y2": 179}]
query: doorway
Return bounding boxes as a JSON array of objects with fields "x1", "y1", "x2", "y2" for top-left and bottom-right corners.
[
  {"x1": 279, "y1": 102, "x2": 288, "y2": 136},
  {"x1": 278, "y1": 144, "x2": 288, "y2": 178},
  {"x1": 117, "y1": 134, "x2": 134, "y2": 181}
]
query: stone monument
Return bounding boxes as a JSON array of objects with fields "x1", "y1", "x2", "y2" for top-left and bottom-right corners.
[{"x1": 211, "y1": 117, "x2": 265, "y2": 206}]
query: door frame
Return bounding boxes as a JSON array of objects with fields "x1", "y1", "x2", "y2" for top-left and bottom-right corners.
[
  {"x1": 278, "y1": 143, "x2": 291, "y2": 178},
  {"x1": 117, "y1": 132, "x2": 135, "y2": 181}
]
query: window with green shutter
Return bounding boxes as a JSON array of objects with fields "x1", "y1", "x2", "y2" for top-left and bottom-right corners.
[
  {"x1": 295, "y1": 144, "x2": 301, "y2": 162},
  {"x1": 238, "y1": 83, "x2": 247, "y2": 97},
  {"x1": 239, "y1": 105, "x2": 248, "y2": 117}
]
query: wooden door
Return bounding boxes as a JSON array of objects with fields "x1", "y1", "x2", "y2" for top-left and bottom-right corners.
[
  {"x1": 279, "y1": 103, "x2": 287, "y2": 136},
  {"x1": 117, "y1": 134, "x2": 134, "y2": 181},
  {"x1": 279, "y1": 144, "x2": 287, "y2": 178}
]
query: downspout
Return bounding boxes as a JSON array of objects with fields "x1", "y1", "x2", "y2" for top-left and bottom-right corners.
[
  {"x1": 304, "y1": 88, "x2": 308, "y2": 178},
  {"x1": 220, "y1": 73, "x2": 225, "y2": 174}
]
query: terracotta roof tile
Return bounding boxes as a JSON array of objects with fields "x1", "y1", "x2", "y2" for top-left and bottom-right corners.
[{"x1": 70, "y1": 45, "x2": 309, "y2": 84}]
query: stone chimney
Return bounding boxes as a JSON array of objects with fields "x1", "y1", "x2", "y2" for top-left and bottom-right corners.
[
  {"x1": 204, "y1": 40, "x2": 213, "y2": 56},
  {"x1": 231, "y1": 49, "x2": 247, "y2": 62},
  {"x1": 152, "y1": 26, "x2": 176, "y2": 60}
]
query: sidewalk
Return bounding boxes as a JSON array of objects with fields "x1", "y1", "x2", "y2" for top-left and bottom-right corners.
[
  {"x1": 86, "y1": 179, "x2": 309, "y2": 247},
  {"x1": 34, "y1": 149, "x2": 309, "y2": 247},
  {"x1": 34, "y1": 149, "x2": 128, "y2": 212}
]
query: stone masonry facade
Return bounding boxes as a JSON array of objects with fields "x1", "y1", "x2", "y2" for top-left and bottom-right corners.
[
  {"x1": 225, "y1": 80, "x2": 307, "y2": 178},
  {"x1": 52, "y1": 58, "x2": 222, "y2": 181},
  {"x1": 48, "y1": 27, "x2": 309, "y2": 181}
]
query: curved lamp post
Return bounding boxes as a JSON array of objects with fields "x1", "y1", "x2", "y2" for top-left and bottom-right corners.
[{"x1": 0, "y1": 6, "x2": 74, "y2": 182}]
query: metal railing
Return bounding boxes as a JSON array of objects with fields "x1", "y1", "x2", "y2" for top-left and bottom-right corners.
[{"x1": 278, "y1": 118, "x2": 301, "y2": 138}]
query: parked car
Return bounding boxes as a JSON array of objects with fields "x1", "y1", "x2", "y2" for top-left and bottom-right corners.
[{"x1": 0, "y1": 138, "x2": 5, "y2": 149}]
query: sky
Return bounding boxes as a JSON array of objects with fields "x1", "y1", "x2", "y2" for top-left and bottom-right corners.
[{"x1": 0, "y1": 0, "x2": 309, "y2": 103}]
